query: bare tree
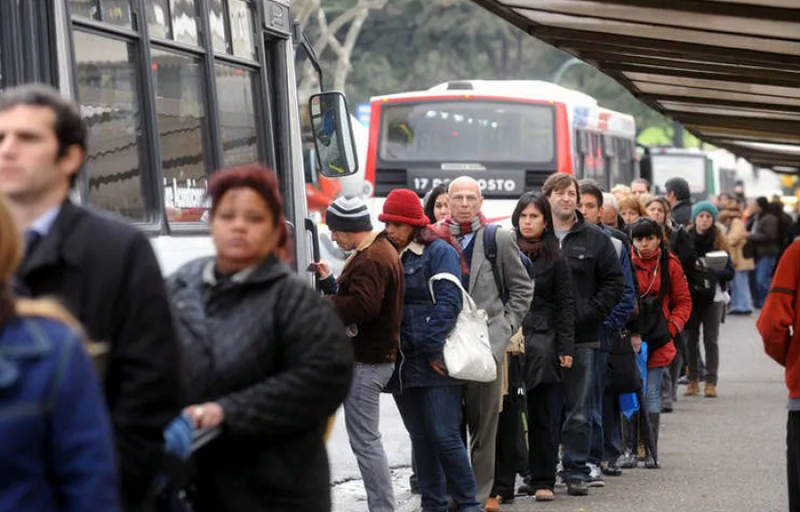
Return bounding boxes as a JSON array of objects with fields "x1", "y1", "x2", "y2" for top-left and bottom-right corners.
[{"x1": 295, "y1": 0, "x2": 388, "y2": 104}]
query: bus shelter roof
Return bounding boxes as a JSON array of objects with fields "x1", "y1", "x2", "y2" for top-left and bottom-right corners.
[{"x1": 470, "y1": 0, "x2": 800, "y2": 172}]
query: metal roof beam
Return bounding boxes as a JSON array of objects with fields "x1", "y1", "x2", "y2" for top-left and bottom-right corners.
[{"x1": 538, "y1": 28, "x2": 800, "y2": 67}]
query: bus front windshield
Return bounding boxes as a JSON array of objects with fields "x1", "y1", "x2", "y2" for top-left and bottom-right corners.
[
  {"x1": 651, "y1": 154, "x2": 707, "y2": 197},
  {"x1": 379, "y1": 100, "x2": 555, "y2": 164}
]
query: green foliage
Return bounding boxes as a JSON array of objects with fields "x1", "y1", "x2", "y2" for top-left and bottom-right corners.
[{"x1": 311, "y1": 0, "x2": 677, "y2": 138}]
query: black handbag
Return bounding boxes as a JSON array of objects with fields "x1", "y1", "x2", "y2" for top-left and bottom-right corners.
[
  {"x1": 606, "y1": 329, "x2": 641, "y2": 394},
  {"x1": 639, "y1": 296, "x2": 672, "y2": 352},
  {"x1": 638, "y1": 260, "x2": 673, "y2": 352}
]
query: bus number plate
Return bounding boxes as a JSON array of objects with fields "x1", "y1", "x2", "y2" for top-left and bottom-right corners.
[{"x1": 408, "y1": 171, "x2": 524, "y2": 196}]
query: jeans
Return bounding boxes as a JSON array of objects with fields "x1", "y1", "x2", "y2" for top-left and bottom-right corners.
[
  {"x1": 602, "y1": 389, "x2": 622, "y2": 463},
  {"x1": 661, "y1": 332, "x2": 683, "y2": 409},
  {"x1": 559, "y1": 346, "x2": 596, "y2": 482},
  {"x1": 588, "y1": 350, "x2": 608, "y2": 467},
  {"x1": 645, "y1": 367, "x2": 665, "y2": 414},
  {"x1": 344, "y1": 363, "x2": 396, "y2": 512},
  {"x1": 686, "y1": 301, "x2": 724, "y2": 385},
  {"x1": 755, "y1": 256, "x2": 777, "y2": 308},
  {"x1": 787, "y1": 411, "x2": 800, "y2": 512},
  {"x1": 730, "y1": 270, "x2": 754, "y2": 313},
  {"x1": 394, "y1": 386, "x2": 480, "y2": 512}
]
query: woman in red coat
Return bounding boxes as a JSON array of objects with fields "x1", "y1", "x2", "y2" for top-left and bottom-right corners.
[{"x1": 630, "y1": 218, "x2": 692, "y2": 467}]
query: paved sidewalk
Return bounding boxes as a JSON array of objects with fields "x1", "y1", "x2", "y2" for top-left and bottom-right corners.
[{"x1": 332, "y1": 314, "x2": 789, "y2": 512}]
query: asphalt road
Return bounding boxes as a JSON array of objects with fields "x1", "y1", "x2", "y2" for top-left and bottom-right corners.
[{"x1": 329, "y1": 313, "x2": 790, "y2": 512}]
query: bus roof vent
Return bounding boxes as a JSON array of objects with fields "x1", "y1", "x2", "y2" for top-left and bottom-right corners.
[{"x1": 447, "y1": 81, "x2": 474, "y2": 90}]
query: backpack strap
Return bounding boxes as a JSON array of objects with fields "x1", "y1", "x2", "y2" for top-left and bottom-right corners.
[{"x1": 483, "y1": 224, "x2": 505, "y2": 301}]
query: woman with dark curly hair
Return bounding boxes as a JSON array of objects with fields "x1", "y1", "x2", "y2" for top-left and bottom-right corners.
[{"x1": 166, "y1": 165, "x2": 353, "y2": 512}]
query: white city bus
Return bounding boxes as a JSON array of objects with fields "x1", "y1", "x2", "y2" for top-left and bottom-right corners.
[{"x1": 0, "y1": 0, "x2": 357, "y2": 276}]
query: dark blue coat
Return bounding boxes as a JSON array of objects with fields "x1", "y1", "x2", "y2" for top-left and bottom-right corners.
[
  {"x1": 0, "y1": 316, "x2": 119, "y2": 512},
  {"x1": 387, "y1": 238, "x2": 463, "y2": 392}
]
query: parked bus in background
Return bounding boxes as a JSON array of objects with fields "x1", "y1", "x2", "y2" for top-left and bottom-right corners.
[
  {"x1": 316, "y1": 79, "x2": 638, "y2": 273},
  {"x1": 649, "y1": 147, "x2": 740, "y2": 202},
  {"x1": 0, "y1": 0, "x2": 358, "y2": 277}
]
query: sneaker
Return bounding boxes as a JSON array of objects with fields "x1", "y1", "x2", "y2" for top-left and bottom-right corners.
[
  {"x1": 704, "y1": 383, "x2": 718, "y2": 398},
  {"x1": 566, "y1": 480, "x2": 589, "y2": 496},
  {"x1": 586, "y1": 475, "x2": 605, "y2": 487},
  {"x1": 534, "y1": 489, "x2": 555, "y2": 501},
  {"x1": 484, "y1": 497, "x2": 500, "y2": 512},
  {"x1": 617, "y1": 452, "x2": 637, "y2": 469},
  {"x1": 684, "y1": 380, "x2": 700, "y2": 396},
  {"x1": 678, "y1": 375, "x2": 689, "y2": 385},
  {"x1": 601, "y1": 461, "x2": 622, "y2": 476}
]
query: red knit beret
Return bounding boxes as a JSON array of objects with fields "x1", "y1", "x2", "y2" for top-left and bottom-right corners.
[{"x1": 379, "y1": 189, "x2": 429, "y2": 227}]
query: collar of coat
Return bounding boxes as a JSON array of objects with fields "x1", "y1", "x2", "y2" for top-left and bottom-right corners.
[
  {"x1": 401, "y1": 241, "x2": 424, "y2": 257},
  {"x1": 19, "y1": 200, "x2": 86, "y2": 276},
  {"x1": 342, "y1": 231, "x2": 381, "y2": 272}
]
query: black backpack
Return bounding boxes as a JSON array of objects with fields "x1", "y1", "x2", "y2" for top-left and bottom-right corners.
[{"x1": 483, "y1": 224, "x2": 534, "y2": 304}]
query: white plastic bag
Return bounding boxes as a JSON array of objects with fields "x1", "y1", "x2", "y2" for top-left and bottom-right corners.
[{"x1": 428, "y1": 273, "x2": 497, "y2": 383}]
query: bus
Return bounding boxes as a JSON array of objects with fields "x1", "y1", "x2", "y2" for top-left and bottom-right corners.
[
  {"x1": 0, "y1": 0, "x2": 357, "y2": 276},
  {"x1": 649, "y1": 147, "x2": 738, "y2": 202},
  {"x1": 364, "y1": 80, "x2": 638, "y2": 223},
  {"x1": 315, "y1": 79, "x2": 638, "y2": 273}
]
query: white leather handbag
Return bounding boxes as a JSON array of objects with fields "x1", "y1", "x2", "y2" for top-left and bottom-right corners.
[{"x1": 428, "y1": 273, "x2": 497, "y2": 383}]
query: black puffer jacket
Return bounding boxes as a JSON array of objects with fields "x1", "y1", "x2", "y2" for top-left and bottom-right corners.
[
  {"x1": 560, "y1": 213, "x2": 625, "y2": 345},
  {"x1": 521, "y1": 252, "x2": 574, "y2": 389},
  {"x1": 167, "y1": 256, "x2": 353, "y2": 512}
]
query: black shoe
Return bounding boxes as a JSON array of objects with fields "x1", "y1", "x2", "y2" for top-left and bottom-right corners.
[
  {"x1": 517, "y1": 481, "x2": 534, "y2": 496},
  {"x1": 409, "y1": 475, "x2": 419, "y2": 495},
  {"x1": 601, "y1": 462, "x2": 622, "y2": 476},
  {"x1": 662, "y1": 405, "x2": 673, "y2": 413},
  {"x1": 566, "y1": 480, "x2": 589, "y2": 496}
]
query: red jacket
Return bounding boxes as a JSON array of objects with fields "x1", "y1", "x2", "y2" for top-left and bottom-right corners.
[
  {"x1": 631, "y1": 249, "x2": 693, "y2": 368},
  {"x1": 757, "y1": 240, "x2": 800, "y2": 398}
]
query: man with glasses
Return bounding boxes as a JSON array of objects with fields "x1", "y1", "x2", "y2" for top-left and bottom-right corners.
[{"x1": 446, "y1": 176, "x2": 533, "y2": 511}]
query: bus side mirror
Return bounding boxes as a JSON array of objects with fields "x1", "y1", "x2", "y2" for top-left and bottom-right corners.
[{"x1": 309, "y1": 91, "x2": 359, "y2": 178}]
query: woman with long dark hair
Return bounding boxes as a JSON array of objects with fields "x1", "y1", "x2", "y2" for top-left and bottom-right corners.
[
  {"x1": 511, "y1": 192, "x2": 574, "y2": 502},
  {"x1": 685, "y1": 201, "x2": 734, "y2": 398},
  {"x1": 380, "y1": 189, "x2": 480, "y2": 512},
  {"x1": 423, "y1": 183, "x2": 450, "y2": 224},
  {"x1": 629, "y1": 218, "x2": 692, "y2": 467}
]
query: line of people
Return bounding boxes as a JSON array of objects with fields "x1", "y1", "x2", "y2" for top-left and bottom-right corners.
[{"x1": 319, "y1": 173, "x2": 755, "y2": 512}]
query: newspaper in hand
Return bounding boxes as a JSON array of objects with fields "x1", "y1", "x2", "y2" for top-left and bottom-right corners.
[{"x1": 701, "y1": 250, "x2": 729, "y2": 270}]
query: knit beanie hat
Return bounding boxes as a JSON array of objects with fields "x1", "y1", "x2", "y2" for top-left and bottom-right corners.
[
  {"x1": 692, "y1": 200, "x2": 719, "y2": 223},
  {"x1": 378, "y1": 189, "x2": 429, "y2": 227},
  {"x1": 326, "y1": 196, "x2": 373, "y2": 233}
]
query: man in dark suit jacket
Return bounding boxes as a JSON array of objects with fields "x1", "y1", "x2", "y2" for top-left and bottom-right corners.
[
  {"x1": 0, "y1": 84, "x2": 181, "y2": 512},
  {"x1": 665, "y1": 177, "x2": 693, "y2": 227}
]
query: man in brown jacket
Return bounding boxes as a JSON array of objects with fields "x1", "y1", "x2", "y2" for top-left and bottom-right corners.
[{"x1": 318, "y1": 196, "x2": 404, "y2": 512}]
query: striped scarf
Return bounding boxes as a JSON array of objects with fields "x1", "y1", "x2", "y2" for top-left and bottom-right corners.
[{"x1": 446, "y1": 213, "x2": 486, "y2": 236}]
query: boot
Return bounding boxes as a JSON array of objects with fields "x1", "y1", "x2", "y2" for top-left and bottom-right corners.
[
  {"x1": 704, "y1": 382, "x2": 718, "y2": 398},
  {"x1": 684, "y1": 380, "x2": 700, "y2": 396},
  {"x1": 644, "y1": 413, "x2": 660, "y2": 469},
  {"x1": 618, "y1": 413, "x2": 638, "y2": 468}
]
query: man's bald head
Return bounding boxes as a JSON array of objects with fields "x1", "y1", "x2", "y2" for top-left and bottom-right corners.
[
  {"x1": 448, "y1": 176, "x2": 483, "y2": 223},
  {"x1": 448, "y1": 176, "x2": 482, "y2": 197}
]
